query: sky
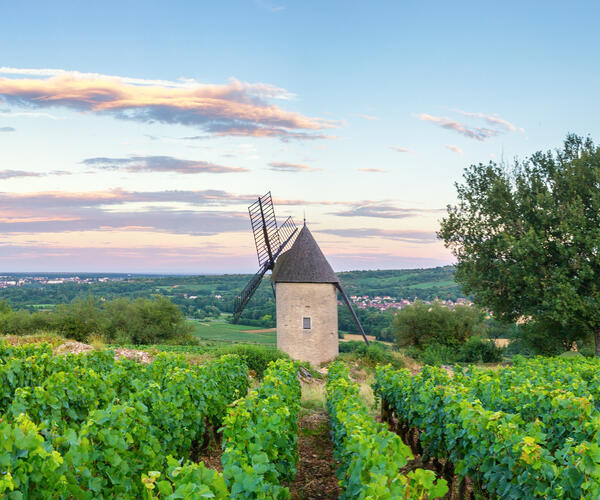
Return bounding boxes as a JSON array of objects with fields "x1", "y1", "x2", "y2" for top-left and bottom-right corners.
[{"x1": 1, "y1": 1, "x2": 599, "y2": 273}]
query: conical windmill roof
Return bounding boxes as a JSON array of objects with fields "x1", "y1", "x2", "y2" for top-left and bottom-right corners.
[{"x1": 271, "y1": 225, "x2": 339, "y2": 283}]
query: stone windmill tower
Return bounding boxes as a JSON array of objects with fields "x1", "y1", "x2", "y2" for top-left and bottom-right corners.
[{"x1": 233, "y1": 192, "x2": 369, "y2": 365}]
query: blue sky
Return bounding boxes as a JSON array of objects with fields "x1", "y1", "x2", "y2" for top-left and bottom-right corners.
[{"x1": 0, "y1": 1, "x2": 598, "y2": 273}]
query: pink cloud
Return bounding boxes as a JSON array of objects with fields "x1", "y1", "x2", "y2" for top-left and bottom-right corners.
[
  {"x1": 453, "y1": 109, "x2": 517, "y2": 132},
  {"x1": 389, "y1": 146, "x2": 416, "y2": 153},
  {"x1": 268, "y1": 162, "x2": 322, "y2": 172},
  {"x1": 357, "y1": 168, "x2": 388, "y2": 173},
  {"x1": 445, "y1": 144, "x2": 462, "y2": 154},
  {"x1": 416, "y1": 113, "x2": 498, "y2": 141},
  {"x1": 82, "y1": 155, "x2": 248, "y2": 174},
  {"x1": 0, "y1": 68, "x2": 336, "y2": 140}
]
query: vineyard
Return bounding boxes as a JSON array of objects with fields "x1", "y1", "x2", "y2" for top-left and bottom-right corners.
[
  {"x1": 373, "y1": 357, "x2": 600, "y2": 499},
  {"x1": 0, "y1": 342, "x2": 451, "y2": 499},
  {"x1": 5, "y1": 341, "x2": 600, "y2": 499}
]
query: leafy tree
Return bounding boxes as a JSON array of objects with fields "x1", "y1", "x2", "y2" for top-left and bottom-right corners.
[
  {"x1": 54, "y1": 296, "x2": 107, "y2": 341},
  {"x1": 439, "y1": 135, "x2": 600, "y2": 354},
  {"x1": 392, "y1": 301, "x2": 485, "y2": 349}
]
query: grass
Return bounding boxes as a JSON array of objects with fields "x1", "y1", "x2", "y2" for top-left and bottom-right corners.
[
  {"x1": 301, "y1": 382, "x2": 327, "y2": 411},
  {"x1": 190, "y1": 318, "x2": 277, "y2": 346},
  {"x1": 300, "y1": 369, "x2": 378, "y2": 417}
]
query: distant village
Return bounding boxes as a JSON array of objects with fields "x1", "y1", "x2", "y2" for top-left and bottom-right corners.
[
  {"x1": 347, "y1": 295, "x2": 472, "y2": 311},
  {"x1": 0, "y1": 275, "x2": 122, "y2": 288}
]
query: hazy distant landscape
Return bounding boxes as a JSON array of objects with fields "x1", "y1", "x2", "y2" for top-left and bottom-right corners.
[{"x1": 0, "y1": 266, "x2": 462, "y2": 340}]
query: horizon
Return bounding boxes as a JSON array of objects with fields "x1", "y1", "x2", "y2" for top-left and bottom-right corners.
[
  {"x1": 2, "y1": 2, "x2": 599, "y2": 273},
  {"x1": 0, "y1": 263, "x2": 455, "y2": 276}
]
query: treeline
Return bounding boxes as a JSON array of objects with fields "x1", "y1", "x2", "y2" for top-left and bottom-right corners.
[
  {"x1": 0, "y1": 267, "x2": 465, "y2": 319},
  {"x1": 0, "y1": 296, "x2": 193, "y2": 344}
]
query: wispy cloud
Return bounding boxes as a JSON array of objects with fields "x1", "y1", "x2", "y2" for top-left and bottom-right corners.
[
  {"x1": 255, "y1": 0, "x2": 285, "y2": 12},
  {"x1": 82, "y1": 155, "x2": 249, "y2": 174},
  {"x1": 0, "y1": 169, "x2": 70, "y2": 179},
  {"x1": 358, "y1": 114, "x2": 378, "y2": 121},
  {"x1": 268, "y1": 162, "x2": 322, "y2": 172},
  {"x1": 0, "y1": 126, "x2": 15, "y2": 132},
  {"x1": 445, "y1": 144, "x2": 462, "y2": 154},
  {"x1": 453, "y1": 109, "x2": 517, "y2": 132},
  {"x1": 0, "y1": 189, "x2": 251, "y2": 235},
  {"x1": 333, "y1": 203, "x2": 443, "y2": 219},
  {"x1": 318, "y1": 228, "x2": 437, "y2": 243},
  {"x1": 0, "y1": 170, "x2": 41, "y2": 179},
  {"x1": 0, "y1": 67, "x2": 336, "y2": 140},
  {"x1": 0, "y1": 109, "x2": 61, "y2": 119},
  {"x1": 416, "y1": 110, "x2": 519, "y2": 141},
  {"x1": 389, "y1": 146, "x2": 416, "y2": 153},
  {"x1": 357, "y1": 168, "x2": 388, "y2": 173},
  {"x1": 416, "y1": 113, "x2": 497, "y2": 141},
  {"x1": 0, "y1": 189, "x2": 408, "y2": 237}
]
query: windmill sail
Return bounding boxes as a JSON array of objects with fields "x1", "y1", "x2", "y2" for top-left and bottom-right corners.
[{"x1": 232, "y1": 192, "x2": 297, "y2": 323}]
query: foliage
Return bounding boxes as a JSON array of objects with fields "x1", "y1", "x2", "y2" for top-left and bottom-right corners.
[
  {"x1": 393, "y1": 300, "x2": 485, "y2": 349},
  {"x1": 0, "y1": 267, "x2": 467, "y2": 343},
  {"x1": 439, "y1": 134, "x2": 600, "y2": 354},
  {"x1": 0, "y1": 414, "x2": 67, "y2": 499},
  {"x1": 0, "y1": 344, "x2": 248, "y2": 499},
  {"x1": 374, "y1": 359, "x2": 600, "y2": 498},
  {"x1": 218, "y1": 344, "x2": 289, "y2": 379},
  {"x1": 142, "y1": 456, "x2": 229, "y2": 499},
  {"x1": 338, "y1": 340, "x2": 403, "y2": 368},
  {"x1": 221, "y1": 359, "x2": 301, "y2": 499},
  {"x1": 338, "y1": 306, "x2": 396, "y2": 341},
  {"x1": 408, "y1": 344, "x2": 457, "y2": 366},
  {"x1": 0, "y1": 296, "x2": 194, "y2": 345},
  {"x1": 455, "y1": 336, "x2": 504, "y2": 363},
  {"x1": 326, "y1": 362, "x2": 448, "y2": 499}
]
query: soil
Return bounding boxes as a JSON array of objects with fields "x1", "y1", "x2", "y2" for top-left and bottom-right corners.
[
  {"x1": 192, "y1": 410, "x2": 340, "y2": 499},
  {"x1": 54, "y1": 341, "x2": 153, "y2": 363},
  {"x1": 290, "y1": 410, "x2": 340, "y2": 500},
  {"x1": 197, "y1": 431, "x2": 224, "y2": 472},
  {"x1": 54, "y1": 341, "x2": 95, "y2": 355}
]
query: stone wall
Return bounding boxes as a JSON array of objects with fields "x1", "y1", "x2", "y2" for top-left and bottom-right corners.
[{"x1": 275, "y1": 282, "x2": 338, "y2": 365}]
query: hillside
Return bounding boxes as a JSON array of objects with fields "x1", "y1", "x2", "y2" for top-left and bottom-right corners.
[{"x1": 0, "y1": 266, "x2": 462, "y2": 312}]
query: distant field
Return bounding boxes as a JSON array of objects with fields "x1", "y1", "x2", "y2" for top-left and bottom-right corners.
[
  {"x1": 407, "y1": 279, "x2": 456, "y2": 289},
  {"x1": 191, "y1": 318, "x2": 277, "y2": 345}
]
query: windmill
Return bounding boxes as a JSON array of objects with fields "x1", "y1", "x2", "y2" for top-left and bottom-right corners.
[
  {"x1": 233, "y1": 192, "x2": 369, "y2": 364},
  {"x1": 232, "y1": 192, "x2": 298, "y2": 323}
]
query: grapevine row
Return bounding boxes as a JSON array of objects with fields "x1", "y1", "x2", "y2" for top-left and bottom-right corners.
[
  {"x1": 222, "y1": 358, "x2": 301, "y2": 499},
  {"x1": 0, "y1": 347, "x2": 249, "y2": 499},
  {"x1": 326, "y1": 362, "x2": 448, "y2": 499},
  {"x1": 373, "y1": 364, "x2": 600, "y2": 499}
]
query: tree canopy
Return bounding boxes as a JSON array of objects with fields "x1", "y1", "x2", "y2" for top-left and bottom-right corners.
[{"x1": 439, "y1": 134, "x2": 600, "y2": 354}]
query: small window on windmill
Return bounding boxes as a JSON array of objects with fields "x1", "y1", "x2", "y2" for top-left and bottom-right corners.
[{"x1": 303, "y1": 317, "x2": 311, "y2": 330}]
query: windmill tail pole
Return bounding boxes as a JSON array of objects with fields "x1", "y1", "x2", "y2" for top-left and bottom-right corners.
[{"x1": 336, "y1": 284, "x2": 370, "y2": 346}]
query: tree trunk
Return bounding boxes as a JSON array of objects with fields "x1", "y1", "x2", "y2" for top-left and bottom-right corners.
[{"x1": 595, "y1": 330, "x2": 600, "y2": 357}]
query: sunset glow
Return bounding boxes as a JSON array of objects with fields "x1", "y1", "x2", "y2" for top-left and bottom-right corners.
[{"x1": 1, "y1": 2, "x2": 599, "y2": 272}]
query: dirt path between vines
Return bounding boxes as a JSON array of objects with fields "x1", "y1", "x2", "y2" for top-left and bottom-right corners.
[
  {"x1": 290, "y1": 410, "x2": 340, "y2": 500},
  {"x1": 196, "y1": 410, "x2": 340, "y2": 499}
]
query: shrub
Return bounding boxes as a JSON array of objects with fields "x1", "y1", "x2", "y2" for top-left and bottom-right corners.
[
  {"x1": 456, "y1": 337, "x2": 504, "y2": 363},
  {"x1": 339, "y1": 341, "x2": 403, "y2": 368},
  {"x1": 414, "y1": 344, "x2": 457, "y2": 366},
  {"x1": 393, "y1": 301, "x2": 485, "y2": 349},
  {"x1": 218, "y1": 345, "x2": 288, "y2": 378}
]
